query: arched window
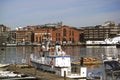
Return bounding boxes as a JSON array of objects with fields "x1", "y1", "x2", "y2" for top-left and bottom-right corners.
[{"x1": 63, "y1": 29, "x2": 66, "y2": 36}]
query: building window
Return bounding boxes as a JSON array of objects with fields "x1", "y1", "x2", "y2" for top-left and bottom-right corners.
[
  {"x1": 59, "y1": 33, "x2": 60, "y2": 36},
  {"x1": 56, "y1": 38, "x2": 60, "y2": 41},
  {"x1": 69, "y1": 31, "x2": 71, "y2": 36},
  {"x1": 56, "y1": 33, "x2": 57, "y2": 37},
  {"x1": 56, "y1": 33, "x2": 60, "y2": 37},
  {"x1": 58, "y1": 38, "x2": 60, "y2": 41},
  {"x1": 56, "y1": 38, "x2": 57, "y2": 41},
  {"x1": 39, "y1": 37, "x2": 41, "y2": 43},
  {"x1": 72, "y1": 38, "x2": 74, "y2": 42},
  {"x1": 72, "y1": 31, "x2": 74, "y2": 36},
  {"x1": 36, "y1": 37, "x2": 38, "y2": 42},
  {"x1": 63, "y1": 29, "x2": 66, "y2": 36}
]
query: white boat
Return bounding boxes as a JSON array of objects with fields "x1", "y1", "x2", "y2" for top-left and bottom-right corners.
[
  {"x1": 0, "y1": 70, "x2": 36, "y2": 80},
  {"x1": 86, "y1": 34, "x2": 120, "y2": 45},
  {"x1": 30, "y1": 37, "x2": 87, "y2": 79},
  {"x1": 0, "y1": 64, "x2": 9, "y2": 68},
  {"x1": 102, "y1": 55, "x2": 119, "y2": 62},
  {"x1": 105, "y1": 34, "x2": 120, "y2": 44}
]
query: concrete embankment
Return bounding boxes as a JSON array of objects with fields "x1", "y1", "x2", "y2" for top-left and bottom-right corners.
[{"x1": 7, "y1": 64, "x2": 71, "y2": 80}]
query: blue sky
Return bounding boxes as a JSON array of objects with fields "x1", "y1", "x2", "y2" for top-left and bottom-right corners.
[{"x1": 0, "y1": 0, "x2": 120, "y2": 29}]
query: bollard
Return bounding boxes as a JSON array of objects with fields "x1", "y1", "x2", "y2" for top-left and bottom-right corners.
[
  {"x1": 64, "y1": 71, "x2": 66, "y2": 80},
  {"x1": 34, "y1": 66, "x2": 37, "y2": 76},
  {"x1": 80, "y1": 57, "x2": 83, "y2": 66}
]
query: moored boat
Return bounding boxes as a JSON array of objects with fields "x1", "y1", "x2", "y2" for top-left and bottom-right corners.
[
  {"x1": 0, "y1": 70, "x2": 36, "y2": 80},
  {"x1": 30, "y1": 34, "x2": 88, "y2": 79},
  {"x1": 116, "y1": 42, "x2": 120, "y2": 48},
  {"x1": 102, "y1": 53, "x2": 119, "y2": 63},
  {"x1": 30, "y1": 43, "x2": 87, "y2": 79},
  {"x1": 0, "y1": 64, "x2": 9, "y2": 68},
  {"x1": 86, "y1": 34, "x2": 120, "y2": 46},
  {"x1": 72, "y1": 57, "x2": 102, "y2": 65}
]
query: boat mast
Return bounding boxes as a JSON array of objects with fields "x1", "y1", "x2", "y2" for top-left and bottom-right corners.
[{"x1": 42, "y1": 29, "x2": 51, "y2": 52}]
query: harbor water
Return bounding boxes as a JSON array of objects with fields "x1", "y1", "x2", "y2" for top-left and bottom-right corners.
[{"x1": 0, "y1": 45, "x2": 120, "y2": 80}]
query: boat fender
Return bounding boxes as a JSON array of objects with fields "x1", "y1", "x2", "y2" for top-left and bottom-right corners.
[{"x1": 50, "y1": 59, "x2": 54, "y2": 68}]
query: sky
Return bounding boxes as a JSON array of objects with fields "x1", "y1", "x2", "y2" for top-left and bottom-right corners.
[{"x1": 0, "y1": 0, "x2": 120, "y2": 29}]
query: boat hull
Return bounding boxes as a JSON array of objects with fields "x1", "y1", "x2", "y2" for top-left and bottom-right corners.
[
  {"x1": 31, "y1": 60, "x2": 56, "y2": 73},
  {"x1": 31, "y1": 60, "x2": 73, "y2": 77},
  {"x1": 116, "y1": 44, "x2": 120, "y2": 48},
  {"x1": 0, "y1": 64, "x2": 9, "y2": 68}
]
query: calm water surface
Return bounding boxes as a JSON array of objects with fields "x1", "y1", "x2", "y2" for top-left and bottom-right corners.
[{"x1": 0, "y1": 46, "x2": 120, "y2": 79}]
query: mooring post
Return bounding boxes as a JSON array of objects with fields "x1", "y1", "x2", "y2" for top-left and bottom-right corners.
[
  {"x1": 64, "y1": 71, "x2": 66, "y2": 80},
  {"x1": 34, "y1": 66, "x2": 37, "y2": 76},
  {"x1": 80, "y1": 57, "x2": 83, "y2": 66},
  {"x1": 112, "y1": 72, "x2": 114, "y2": 80},
  {"x1": 15, "y1": 62, "x2": 16, "y2": 72}
]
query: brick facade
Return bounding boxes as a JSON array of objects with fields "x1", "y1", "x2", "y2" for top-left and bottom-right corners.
[
  {"x1": 34, "y1": 28, "x2": 53, "y2": 43},
  {"x1": 16, "y1": 30, "x2": 32, "y2": 43},
  {"x1": 34, "y1": 25, "x2": 83, "y2": 44}
]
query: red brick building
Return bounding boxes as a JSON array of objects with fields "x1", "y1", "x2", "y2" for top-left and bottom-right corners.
[
  {"x1": 34, "y1": 25, "x2": 83, "y2": 44},
  {"x1": 34, "y1": 28, "x2": 53, "y2": 43},
  {"x1": 16, "y1": 30, "x2": 32, "y2": 43},
  {"x1": 15, "y1": 25, "x2": 38, "y2": 43}
]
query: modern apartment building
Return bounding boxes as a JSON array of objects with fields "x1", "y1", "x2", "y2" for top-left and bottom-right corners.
[{"x1": 83, "y1": 21, "x2": 120, "y2": 41}]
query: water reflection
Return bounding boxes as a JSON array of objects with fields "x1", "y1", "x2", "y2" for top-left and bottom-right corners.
[
  {"x1": 16, "y1": 46, "x2": 33, "y2": 64},
  {"x1": 1, "y1": 46, "x2": 118, "y2": 64},
  {"x1": 103, "y1": 46, "x2": 119, "y2": 58}
]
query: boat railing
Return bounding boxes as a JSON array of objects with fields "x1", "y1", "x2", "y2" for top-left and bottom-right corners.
[{"x1": 71, "y1": 64, "x2": 80, "y2": 74}]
